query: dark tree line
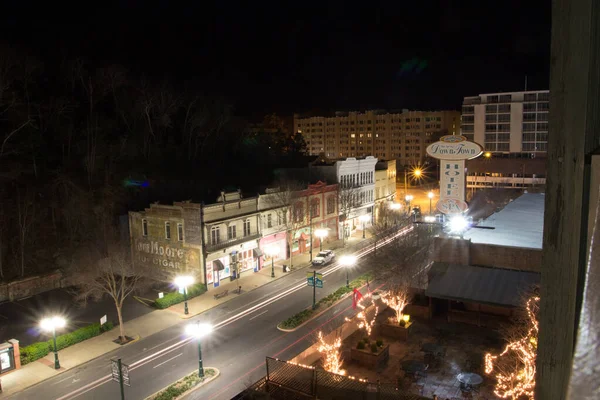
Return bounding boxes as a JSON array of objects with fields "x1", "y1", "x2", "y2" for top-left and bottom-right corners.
[{"x1": 0, "y1": 44, "x2": 306, "y2": 280}]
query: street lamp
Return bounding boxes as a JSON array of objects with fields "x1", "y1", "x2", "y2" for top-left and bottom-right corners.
[
  {"x1": 413, "y1": 168, "x2": 422, "y2": 178},
  {"x1": 359, "y1": 215, "x2": 370, "y2": 239},
  {"x1": 314, "y1": 228, "x2": 328, "y2": 252},
  {"x1": 174, "y1": 275, "x2": 194, "y2": 315},
  {"x1": 41, "y1": 316, "x2": 66, "y2": 369},
  {"x1": 428, "y1": 191, "x2": 434, "y2": 215},
  {"x1": 339, "y1": 255, "x2": 357, "y2": 288},
  {"x1": 185, "y1": 322, "x2": 213, "y2": 377},
  {"x1": 266, "y1": 245, "x2": 279, "y2": 278}
]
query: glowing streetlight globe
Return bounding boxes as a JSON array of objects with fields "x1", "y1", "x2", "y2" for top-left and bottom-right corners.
[
  {"x1": 185, "y1": 322, "x2": 213, "y2": 338},
  {"x1": 41, "y1": 316, "x2": 66, "y2": 331}
]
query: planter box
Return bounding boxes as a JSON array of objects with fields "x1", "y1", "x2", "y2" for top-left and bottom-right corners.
[
  {"x1": 380, "y1": 321, "x2": 412, "y2": 340},
  {"x1": 350, "y1": 344, "x2": 390, "y2": 368}
]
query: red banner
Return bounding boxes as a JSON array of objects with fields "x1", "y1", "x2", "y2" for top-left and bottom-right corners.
[{"x1": 352, "y1": 288, "x2": 363, "y2": 310}]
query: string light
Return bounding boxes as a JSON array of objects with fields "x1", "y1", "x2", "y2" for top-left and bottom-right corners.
[
  {"x1": 380, "y1": 289, "x2": 409, "y2": 324},
  {"x1": 317, "y1": 331, "x2": 346, "y2": 376},
  {"x1": 484, "y1": 296, "x2": 540, "y2": 400},
  {"x1": 345, "y1": 293, "x2": 378, "y2": 336}
]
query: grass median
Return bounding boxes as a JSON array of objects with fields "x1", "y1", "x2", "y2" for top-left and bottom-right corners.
[
  {"x1": 146, "y1": 368, "x2": 218, "y2": 400},
  {"x1": 278, "y1": 272, "x2": 374, "y2": 330}
]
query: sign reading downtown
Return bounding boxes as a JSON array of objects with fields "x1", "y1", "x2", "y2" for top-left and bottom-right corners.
[{"x1": 425, "y1": 135, "x2": 483, "y2": 160}]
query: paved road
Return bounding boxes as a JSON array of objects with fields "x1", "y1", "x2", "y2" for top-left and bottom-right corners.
[
  {"x1": 7, "y1": 226, "x2": 412, "y2": 400},
  {"x1": 0, "y1": 286, "x2": 160, "y2": 346}
]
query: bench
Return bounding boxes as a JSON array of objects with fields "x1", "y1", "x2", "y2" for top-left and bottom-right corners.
[{"x1": 213, "y1": 289, "x2": 229, "y2": 300}]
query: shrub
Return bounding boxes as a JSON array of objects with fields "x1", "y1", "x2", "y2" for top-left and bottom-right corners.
[
  {"x1": 20, "y1": 321, "x2": 114, "y2": 365},
  {"x1": 20, "y1": 342, "x2": 51, "y2": 365},
  {"x1": 151, "y1": 368, "x2": 215, "y2": 400},
  {"x1": 357, "y1": 341, "x2": 366, "y2": 350},
  {"x1": 154, "y1": 284, "x2": 207, "y2": 309},
  {"x1": 399, "y1": 319, "x2": 406, "y2": 327},
  {"x1": 363, "y1": 338, "x2": 370, "y2": 345},
  {"x1": 376, "y1": 339, "x2": 383, "y2": 347},
  {"x1": 370, "y1": 343, "x2": 378, "y2": 353}
]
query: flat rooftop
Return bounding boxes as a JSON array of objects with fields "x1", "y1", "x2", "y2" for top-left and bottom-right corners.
[{"x1": 463, "y1": 192, "x2": 545, "y2": 249}]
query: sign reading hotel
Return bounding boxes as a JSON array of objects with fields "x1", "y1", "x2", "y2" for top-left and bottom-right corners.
[{"x1": 426, "y1": 135, "x2": 483, "y2": 215}]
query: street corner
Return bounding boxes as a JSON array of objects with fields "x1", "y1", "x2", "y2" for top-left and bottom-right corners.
[{"x1": 144, "y1": 367, "x2": 220, "y2": 400}]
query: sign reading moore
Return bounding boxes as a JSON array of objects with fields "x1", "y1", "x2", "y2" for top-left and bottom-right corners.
[
  {"x1": 426, "y1": 135, "x2": 483, "y2": 160},
  {"x1": 135, "y1": 240, "x2": 199, "y2": 270}
]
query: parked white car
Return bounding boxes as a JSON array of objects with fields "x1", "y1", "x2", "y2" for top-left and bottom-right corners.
[{"x1": 312, "y1": 250, "x2": 335, "y2": 266}]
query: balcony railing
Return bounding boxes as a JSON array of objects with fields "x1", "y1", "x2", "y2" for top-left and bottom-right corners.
[{"x1": 205, "y1": 232, "x2": 261, "y2": 252}]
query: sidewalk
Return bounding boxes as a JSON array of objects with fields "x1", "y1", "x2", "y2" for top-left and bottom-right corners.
[{"x1": 0, "y1": 230, "x2": 371, "y2": 397}]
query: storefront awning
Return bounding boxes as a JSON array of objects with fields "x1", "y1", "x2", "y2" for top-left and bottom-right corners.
[
  {"x1": 213, "y1": 259, "x2": 225, "y2": 271},
  {"x1": 253, "y1": 248, "x2": 264, "y2": 258},
  {"x1": 425, "y1": 263, "x2": 540, "y2": 307}
]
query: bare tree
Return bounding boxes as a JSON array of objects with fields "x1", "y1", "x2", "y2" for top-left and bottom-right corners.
[
  {"x1": 70, "y1": 240, "x2": 150, "y2": 343},
  {"x1": 15, "y1": 187, "x2": 35, "y2": 277},
  {"x1": 265, "y1": 181, "x2": 305, "y2": 268},
  {"x1": 370, "y1": 223, "x2": 438, "y2": 286},
  {"x1": 337, "y1": 185, "x2": 360, "y2": 245}
]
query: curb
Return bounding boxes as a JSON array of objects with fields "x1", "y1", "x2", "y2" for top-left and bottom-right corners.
[
  {"x1": 1, "y1": 328, "x2": 142, "y2": 399},
  {"x1": 144, "y1": 367, "x2": 220, "y2": 400},
  {"x1": 164, "y1": 262, "x2": 312, "y2": 320},
  {"x1": 276, "y1": 281, "x2": 372, "y2": 332}
]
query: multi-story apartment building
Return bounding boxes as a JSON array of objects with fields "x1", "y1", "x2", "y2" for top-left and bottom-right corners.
[
  {"x1": 294, "y1": 110, "x2": 460, "y2": 167},
  {"x1": 460, "y1": 90, "x2": 549, "y2": 190},
  {"x1": 461, "y1": 90, "x2": 549, "y2": 154}
]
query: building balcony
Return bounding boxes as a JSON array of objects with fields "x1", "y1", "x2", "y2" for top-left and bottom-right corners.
[{"x1": 205, "y1": 232, "x2": 261, "y2": 253}]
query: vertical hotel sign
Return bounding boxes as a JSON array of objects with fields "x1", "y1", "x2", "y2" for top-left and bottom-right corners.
[{"x1": 426, "y1": 135, "x2": 483, "y2": 214}]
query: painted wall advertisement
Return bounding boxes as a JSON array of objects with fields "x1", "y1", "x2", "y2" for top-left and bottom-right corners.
[
  {"x1": 134, "y1": 239, "x2": 200, "y2": 274},
  {"x1": 426, "y1": 135, "x2": 483, "y2": 215}
]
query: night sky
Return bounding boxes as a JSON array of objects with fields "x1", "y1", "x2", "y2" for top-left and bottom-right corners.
[{"x1": 1, "y1": 0, "x2": 551, "y2": 117}]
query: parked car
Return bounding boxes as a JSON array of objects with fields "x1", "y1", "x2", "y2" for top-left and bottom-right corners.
[{"x1": 312, "y1": 250, "x2": 335, "y2": 266}]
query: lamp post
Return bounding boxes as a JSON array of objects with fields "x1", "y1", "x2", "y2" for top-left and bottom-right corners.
[
  {"x1": 359, "y1": 214, "x2": 370, "y2": 239},
  {"x1": 314, "y1": 228, "x2": 328, "y2": 252},
  {"x1": 428, "y1": 191, "x2": 434, "y2": 215},
  {"x1": 41, "y1": 316, "x2": 66, "y2": 369},
  {"x1": 174, "y1": 275, "x2": 194, "y2": 315},
  {"x1": 405, "y1": 195, "x2": 413, "y2": 211},
  {"x1": 390, "y1": 203, "x2": 401, "y2": 225},
  {"x1": 340, "y1": 255, "x2": 357, "y2": 288},
  {"x1": 266, "y1": 245, "x2": 279, "y2": 278},
  {"x1": 185, "y1": 322, "x2": 213, "y2": 377}
]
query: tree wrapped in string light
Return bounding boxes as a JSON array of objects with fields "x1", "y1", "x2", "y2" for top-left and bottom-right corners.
[
  {"x1": 484, "y1": 296, "x2": 540, "y2": 400},
  {"x1": 345, "y1": 294, "x2": 378, "y2": 336},
  {"x1": 317, "y1": 331, "x2": 346, "y2": 376},
  {"x1": 380, "y1": 288, "x2": 409, "y2": 325}
]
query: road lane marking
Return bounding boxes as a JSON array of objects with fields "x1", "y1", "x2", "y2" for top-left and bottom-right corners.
[
  {"x1": 205, "y1": 282, "x2": 387, "y2": 400},
  {"x1": 51, "y1": 375, "x2": 75, "y2": 385},
  {"x1": 248, "y1": 310, "x2": 268, "y2": 320},
  {"x1": 153, "y1": 353, "x2": 183, "y2": 369},
  {"x1": 53, "y1": 226, "x2": 412, "y2": 400}
]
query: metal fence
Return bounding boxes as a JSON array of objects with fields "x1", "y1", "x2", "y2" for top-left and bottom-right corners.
[{"x1": 234, "y1": 357, "x2": 430, "y2": 400}]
